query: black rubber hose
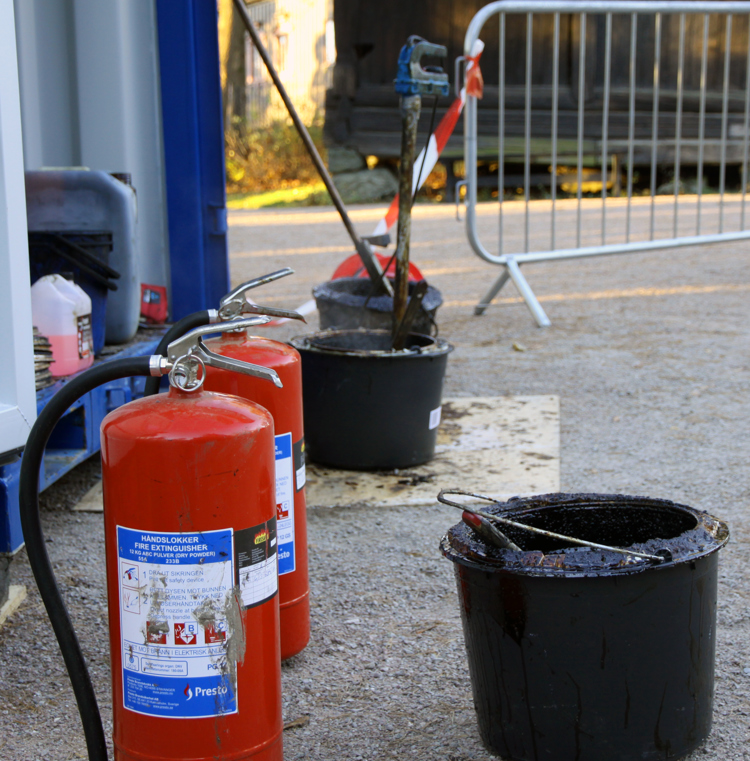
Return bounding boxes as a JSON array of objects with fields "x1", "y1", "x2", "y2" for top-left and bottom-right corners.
[
  {"x1": 143, "y1": 310, "x2": 212, "y2": 396},
  {"x1": 20, "y1": 356, "x2": 154, "y2": 761}
]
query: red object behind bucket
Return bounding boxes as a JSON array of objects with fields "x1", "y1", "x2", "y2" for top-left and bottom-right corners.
[
  {"x1": 140, "y1": 284, "x2": 168, "y2": 324},
  {"x1": 332, "y1": 253, "x2": 423, "y2": 282}
]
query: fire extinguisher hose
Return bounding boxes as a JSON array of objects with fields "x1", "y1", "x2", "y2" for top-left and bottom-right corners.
[
  {"x1": 142, "y1": 310, "x2": 213, "y2": 396},
  {"x1": 20, "y1": 356, "x2": 153, "y2": 761}
]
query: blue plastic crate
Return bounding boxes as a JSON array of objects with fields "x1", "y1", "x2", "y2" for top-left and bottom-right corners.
[{"x1": 0, "y1": 332, "x2": 164, "y2": 554}]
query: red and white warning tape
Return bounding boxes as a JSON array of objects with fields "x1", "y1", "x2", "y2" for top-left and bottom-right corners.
[{"x1": 266, "y1": 40, "x2": 485, "y2": 324}]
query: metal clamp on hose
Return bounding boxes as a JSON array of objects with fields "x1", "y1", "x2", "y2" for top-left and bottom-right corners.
[{"x1": 395, "y1": 36, "x2": 450, "y2": 97}]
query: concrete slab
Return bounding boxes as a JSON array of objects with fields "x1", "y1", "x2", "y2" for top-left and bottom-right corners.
[
  {"x1": 0, "y1": 585, "x2": 26, "y2": 630},
  {"x1": 305, "y1": 395, "x2": 560, "y2": 507},
  {"x1": 72, "y1": 479, "x2": 103, "y2": 512},
  {"x1": 71, "y1": 395, "x2": 560, "y2": 513}
]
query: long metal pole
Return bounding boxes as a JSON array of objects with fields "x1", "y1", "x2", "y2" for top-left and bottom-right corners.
[
  {"x1": 601, "y1": 12, "x2": 612, "y2": 244},
  {"x1": 551, "y1": 13, "x2": 560, "y2": 250},
  {"x1": 394, "y1": 95, "x2": 421, "y2": 326},
  {"x1": 524, "y1": 12, "x2": 533, "y2": 253},
  {"x1": 649, "y1": 13, "x2": 662, "y2": 240},
  {"x1": 576, "y1": 13, "x2": 587, "y2": 247},
  {"x1": 674, "y1": 14, "x2": 685, "y2": 237},
  {"x1": 232, "y1": 0, "x2": 391, "y2": 294}
]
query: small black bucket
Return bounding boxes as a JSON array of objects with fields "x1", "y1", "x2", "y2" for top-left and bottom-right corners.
[
  {"x1": 441, "y1": 493, "x2": 729, "y2": 761},
  {"x1": 289, "y1": 329, "x2": 452, "y2": 469},
  {"x1": 313, "y1": 278, "x2": 443, "y2": 333}
]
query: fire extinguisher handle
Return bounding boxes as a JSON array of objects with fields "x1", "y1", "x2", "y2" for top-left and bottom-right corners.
[
  {"x1": 167, "y1": 318, "x2": 283, "y2": 389},
  {"x1": 218, "y1": 271, "x2": 304, "y2": 323},
  {"x1": 220, "y1": 268, "x2": 294, "y2": 306},
  {"x1": 20, "y1": 356, "x2": 153, "y2": 761},
  {"x1": 219, "y1": 300, "x2": 307, "y2": 323},
  {"x1": 144, "y1": 309, "x2": 219, "y2": 396}
]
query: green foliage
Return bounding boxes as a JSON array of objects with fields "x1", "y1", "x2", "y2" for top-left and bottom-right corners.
[
  {"x1": 225, "y1": 117, "x2": 327, "y2": 195},
  {"x1": 226, "y1": 183, "x2": 332, "y2": 209}
]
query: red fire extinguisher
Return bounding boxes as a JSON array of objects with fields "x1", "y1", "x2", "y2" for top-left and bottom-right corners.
[
  {"x1": 144, "y1": 268, "x2": 311, "y2": 660},
  {"x1": 203, "y1": 329, "x2": 309, "y2": 660},
  {"x1": 20, "y1": 318, "x2": 284, "y2": 761}
]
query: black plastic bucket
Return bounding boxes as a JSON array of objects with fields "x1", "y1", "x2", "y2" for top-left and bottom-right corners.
[
  {"x1": 441, "y1": 493, "x2": 729, "y2": 761},
  {"x1": 289, "y1": 329, "x2": 452, "y2": 469},
  {"x1": 313, "y1": 278, "x2": 443, "y2": 333}
]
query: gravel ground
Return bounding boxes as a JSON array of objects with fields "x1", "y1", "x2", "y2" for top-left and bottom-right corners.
[{"x1": 1, "y1": 200, "x2": 749, "y2": 760}]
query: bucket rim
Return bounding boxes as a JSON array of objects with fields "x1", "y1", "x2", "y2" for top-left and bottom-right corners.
[
  {"x1": 440, "y1": 492, "x2": 729, "y2": 578},
  {"x1": 289, "y1": 328, "x2": 454, "y2": 357},
  {"x1": 313, "y1": 276, "x2": 444, "y2": 314}
]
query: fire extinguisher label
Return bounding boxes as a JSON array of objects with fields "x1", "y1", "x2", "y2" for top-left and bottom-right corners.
[
  {"x1": 234, "y1": 517, "x2": 278, "y2": 608},
  {"x1": 275, "y1": 433, "x2": 296, "y2": 575},
  {"x1": 116, "y1": 525, "x2": 239, "y2": 719}
]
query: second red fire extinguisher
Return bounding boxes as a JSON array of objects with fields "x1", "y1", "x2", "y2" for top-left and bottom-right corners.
[
  {"x1": 203, "y1": 329, "x2": 310, "y2": 660},
  {"x1": 144, "y1": 269, "x2": 311, "y2": 660}
]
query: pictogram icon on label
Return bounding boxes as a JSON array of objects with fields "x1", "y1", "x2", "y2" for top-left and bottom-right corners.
[
  {"x1": 146, "y1": 620, "x2": 168, "y2": 644},
  {"x1": 205, "y1": 621, "x2": 227, "y2": 644},
  {"x1": 121, "y1": 562, "x2": 139, "y2": 587},
  {"x1": 174, "y1": 622, "x2": 198, "y2": 645},
  {"x1": 122, "y1": 589, "x2": 140, "y2": 614}
]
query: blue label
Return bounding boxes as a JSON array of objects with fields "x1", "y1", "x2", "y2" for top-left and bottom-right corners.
[
  {"x1": 275, "y1": 434, "x2": 292, "y2": 460},
  {"x1": 274, "y1": 433, "x2": 295, "y2": 575},
  {"x1": 124, "y1": 671, "x2": 236, "y2": 718},
  {"x1": 277, "y1": 544, "x2": 294, "y2": 575},
  {"x1": 118, "y1": 527, "x2": 232, "y2": 566}
]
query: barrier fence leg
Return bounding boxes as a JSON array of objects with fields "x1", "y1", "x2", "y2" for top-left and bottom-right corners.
[
  {"x1": 475, "y1": 267, "x2": 510, "y2": 315},
  {"x1": 506, "y1": 258, "x2": 551, "y2": 327}
]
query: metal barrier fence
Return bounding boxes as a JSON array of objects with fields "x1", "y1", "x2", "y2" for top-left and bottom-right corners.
[{"x1": 461, "y1": 1, "x2": 750, "y2": 326}]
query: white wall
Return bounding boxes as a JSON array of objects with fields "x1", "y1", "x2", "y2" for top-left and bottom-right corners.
[
  {"x1": 0, "y1": 0, "x2": 37, "y2": 454},
  {"x1": 12, "y1": 0, "x2": 171, "y2": 292}
]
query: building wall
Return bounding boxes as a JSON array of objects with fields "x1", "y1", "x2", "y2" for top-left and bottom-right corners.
[
  {"x1": 12, "y1": 0, "x2": 171, "y2": 294},
  {"x1": 245, "y1": 0, "x2": 334, "y2": 125},
  {"x1": 0, "y1": 0, "x2": 36, "y2": 461}
]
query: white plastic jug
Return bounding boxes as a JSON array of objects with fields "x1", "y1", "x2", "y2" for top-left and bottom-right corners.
[{"x1": 31, "y1": 274, "x2": 94, "y2": 376}]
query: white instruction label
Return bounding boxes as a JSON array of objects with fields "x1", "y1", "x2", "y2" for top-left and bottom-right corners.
[
  {"x1": 77, "y1": 314, "x2": 92, "y2": 359},
  {"x1": 294, "y1": 437, "x2": 306, "y2": 491},
  {"x1": 235, "y1": 519, "x2": 278, "y2": 608},
  {"x1": 117, "y1": 526, "x2": 237, "y2": 719},
  {"x1": 429, "y1": 406, "x2": 442, "y2": 430},
  {"x1": 275, "y1": 433, "x2": 295, "y2": 575}
]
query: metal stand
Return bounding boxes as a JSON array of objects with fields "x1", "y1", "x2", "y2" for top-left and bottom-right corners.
[{"x1": 475, "y1": 258, "x2": 551, "y2": 327}]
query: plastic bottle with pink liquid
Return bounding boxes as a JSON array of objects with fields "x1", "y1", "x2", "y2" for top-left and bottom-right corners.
[{"x1": 31, "y1": 274, "x2": 94, "y2": 376}]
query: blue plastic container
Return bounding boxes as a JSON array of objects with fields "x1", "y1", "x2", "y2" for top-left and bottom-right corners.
[{"x1": 26, "y1": 170, "x2": 140, "y2": 344}]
